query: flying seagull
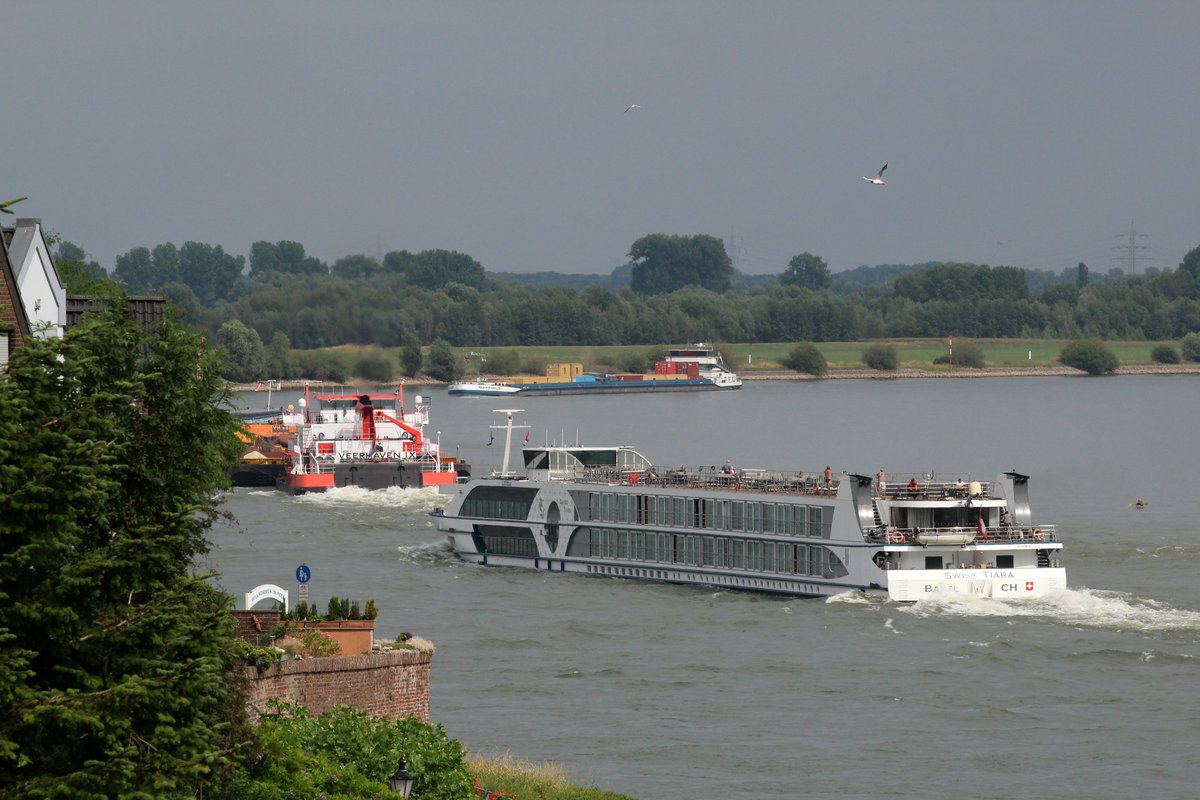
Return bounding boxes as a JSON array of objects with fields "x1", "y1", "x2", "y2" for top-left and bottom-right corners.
[
  {"x1": 625, "y1": 104, "x2": 641, "y2": 113},
  {"x1": 863, "y1": 163, "x2": 887, "y2": 185}
]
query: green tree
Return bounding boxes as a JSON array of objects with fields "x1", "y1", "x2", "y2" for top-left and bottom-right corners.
[
  {"x1": 1150, "y1": 344, "x2": 1180, "y2": 364},
  {"x1": 1180, "y1": 332, "x2": 1200, "y2": 362},
  {"x1": 331, "y1": 254, "x2": 382, "y2": 279},
  {"x1": 1076, "y1": 261, "x2": 1090, "y2": 288},
  {"x1": 1058, "y1": 339, "x2": 1119, "y2": 375},
  {"x1": 264, "y1": 331, "x2": 293, "y2": 378},
  {"x1": 781, "y1": 252, "x2": 832, "y2": 291},
  {"x1": 0, "y1": 300, "x2": 247, "y2": 798},
  {"x1": 629, "y1": 234, "x2": 733, "y2": 295},
  {"x1": 249, "y1": 240, "x2": 326, "y2": 277},
  {"x1": 113, "y1": 245, "x2": 154, "y2": 291},
  {"x1": 862, "y1": 343, "x2": 899, "y2": 370},
  {"x1": 179, "y1": 241, "x2": 246, "y2": 305},
  {"x1": 218, "y1": 319, "x2": 266, "y2": 381},
  {"x1": 400, "y1": 337, "x2": 425, "y2": 377},
  {"x1": 424, "y1": 339, "x2": 460, "y2": 382},
  {"x1": 53, "y1": 241, "x2": 111, "y2": 294},
  {"x1": 405, "y1": 250, "x2": 487, "y2": 291},
  {"x1": 782, "y1": 342, "x2": 828, "y2": 376},
  {"x1": 1180, "y1": 245, "x2": 1200, "y2": 280},
  {"x1": 354, "y1": 349, "x2": 394, "y2": 382}
]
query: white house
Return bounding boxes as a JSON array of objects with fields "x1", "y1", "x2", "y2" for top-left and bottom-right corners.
[{"x1": 7, "y1": 218, "x2": 65, "y2": 339}]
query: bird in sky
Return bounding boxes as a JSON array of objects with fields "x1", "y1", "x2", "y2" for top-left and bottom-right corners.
[
  {"x1": 625, "y1": 104, "x2": 641, "y2": 113},
  {"x1": 863, "y1": 163, "x2": 887, "y2": 185}
]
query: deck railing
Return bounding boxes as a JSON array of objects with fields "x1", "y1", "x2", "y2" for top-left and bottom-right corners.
[{"x1": 871, "y1": 524, "x2": 1057, "y2": 545}]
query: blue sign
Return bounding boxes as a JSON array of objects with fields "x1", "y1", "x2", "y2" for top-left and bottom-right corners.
[{"x1": 295, "y1": 563, "x2": 311, "y2": 584}]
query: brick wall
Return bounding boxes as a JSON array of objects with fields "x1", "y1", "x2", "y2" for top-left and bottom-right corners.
[
  {"x1": 242, "y1": 650, "x2": 432, "y2": 723},
  {"x1": 231, "y1": 609, "x2": 284, "y2": 642}
]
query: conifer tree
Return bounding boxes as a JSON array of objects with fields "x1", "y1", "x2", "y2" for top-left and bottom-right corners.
[{"x1": 0, "y1": 299, "x2": 247, "y2": 798}]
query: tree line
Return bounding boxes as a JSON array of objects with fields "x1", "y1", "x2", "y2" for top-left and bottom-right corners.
[{"x1": 53, "y1": 235, "x2": 1200, "y2": 365}]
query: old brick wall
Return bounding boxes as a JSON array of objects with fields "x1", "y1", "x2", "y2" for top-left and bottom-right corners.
[
  {"x1": 231, "y1": 609, "x2": 284, "y2": 642},
  {"x1": 242, "y1": 650, "x2": 431, "y2": 723}
]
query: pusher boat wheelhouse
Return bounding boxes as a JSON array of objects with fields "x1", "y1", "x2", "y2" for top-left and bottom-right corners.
[{"x1": 433, "y1": 412, "x2": 1064, "y2": 601}]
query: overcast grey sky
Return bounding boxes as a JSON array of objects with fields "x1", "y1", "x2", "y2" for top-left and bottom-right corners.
[{"x1": 6, "y1": 1, "x2": 1198, "y2": 278}]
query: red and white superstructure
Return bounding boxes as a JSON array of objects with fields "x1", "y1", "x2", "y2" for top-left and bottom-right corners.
[{"x1": 280, "y1": 383, "x2": 468, "y2": 494}]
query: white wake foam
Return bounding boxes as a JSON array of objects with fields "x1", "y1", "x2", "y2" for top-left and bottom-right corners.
[
  {"x1": 290, "y1": 484, "x2": 450, "y2": 512},
  {"x1": 899, "y1": 586, "x2": 1200, "y2": 634}
]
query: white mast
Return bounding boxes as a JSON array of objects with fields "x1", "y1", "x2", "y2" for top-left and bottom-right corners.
[{"x1": 491, "y1": 409, "x2": 529, "y2": 478}]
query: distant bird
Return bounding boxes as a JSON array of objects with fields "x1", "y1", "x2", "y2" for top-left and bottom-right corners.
[
  {"x1": 625, "y1": 104, "x2": 641, "y2": 113},
  {"x1": 863, "y1": 163, "x2": 887, "y2": 185}
]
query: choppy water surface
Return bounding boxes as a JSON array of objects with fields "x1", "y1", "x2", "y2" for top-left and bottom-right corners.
[{"x1": 207, "y1": 377, "x2": 1200, "y2": 800}]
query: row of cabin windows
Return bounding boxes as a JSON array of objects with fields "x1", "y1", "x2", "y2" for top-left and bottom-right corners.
[
  {"x1": 586, "y1": 528, "x2": 848, "y2": 579},
  {"x1": 587, "y1": 492, "x2": 825, "y2": 537},
  {"x1": 479, "y1": 531, "x2": 538, "y2": 557},
  {"x1": 462, "y1": 496, "x2": 533, "y2": 521}
]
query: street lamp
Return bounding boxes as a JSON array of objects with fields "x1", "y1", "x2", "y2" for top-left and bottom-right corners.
[{"x1": 389, "y1": 756, "x2": 414, "y2": 796}]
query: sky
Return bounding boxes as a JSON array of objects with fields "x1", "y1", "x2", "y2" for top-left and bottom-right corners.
[{"x1": 5, "y1": 1, "x2": 1198, "y2": 278}]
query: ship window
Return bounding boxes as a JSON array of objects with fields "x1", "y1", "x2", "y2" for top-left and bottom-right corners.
[
  {"x1": 762, "y1": 504, "x2": 775, "y2": 533},
  {"x1": 689, "y1": 536, "x2": 701, "y2": 565},
  {"x1": 777, "y1": 543, "x2": 793, "y2": 574},
  {"x1": 462, "y1": 486, "x2": 538, "y2": 520},
  {"x1": 997, "y1": 555, "x2": 1014, "y2": 568},
  {"x1": 746, "y1": 502, "x2": 761, "y2": 532},
  {"x1": 702, "y1": 536, "x2": 715, "y2": 566},
  {"x1": 795, "y1": 545, "x2": 807, "y2": 574},
  {"x1": 808, "y1": 545, "x2": 824, "y2": 576},
  {"x1": 730, "y1": 501, "x2": 744, "y2": 531},
  {"x1": 807, "y1": 506, "x2": 823, "y2": 537},
  {"x1": 715, "y1": 538, "x2": 727, "y2": 567},
  {"x1": 476, "y1": 525, "x2": 537, "y2": 557},
  {"x1": 731, "y1": 540, "x2": 745, "y2": 569},
  {"x1": 657, "y1": 496, "x2": 670, "y2": 526},
  {"x1": 659, "y1": 533, "x2": 671, "y2": 562},
  {"x1": 746, "y1": 541, "x2": 762, "y2": 571},
  {"x1": 924, "y1": 556, "x2": 943, "y2": 570},
  {"x1": 704, "y1": 499, "x2": 715, "y2": 529},
  {"x1": 763, "y1": 542, "x2": 775, "y2": 572},
  {"x1": 674, "y1": 498, "x2": 687, "y2": 527},
  {"x1": 826, "y1": 550, "x2": 848, "y2": 578},
  {"x1": 714, "y1": 500, "x2": 726, "y2": 529},
  {"x1": 776, "y1": 505, "x2": 792, "y2": 535},
  {"x1": 794, "y1": 506, "x2": 806, "y2": 534}
]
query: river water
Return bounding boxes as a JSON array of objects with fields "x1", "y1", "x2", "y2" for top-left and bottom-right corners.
[{"x1": 206, "y1": 377, "x2": 1200, "y2": 800}]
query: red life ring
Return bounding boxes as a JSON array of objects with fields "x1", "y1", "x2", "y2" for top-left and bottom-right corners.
[
  {"x1": 1032, "y1": 527, "x2": 1045, "y2": 541},
  {"x1": 888, "y1": 529, "x2": 905, "y2": 544}
]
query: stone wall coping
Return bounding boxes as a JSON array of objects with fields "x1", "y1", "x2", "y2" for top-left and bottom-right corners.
[{"x1": 245, "y1": 648, "x2": 431, "y2": 679}]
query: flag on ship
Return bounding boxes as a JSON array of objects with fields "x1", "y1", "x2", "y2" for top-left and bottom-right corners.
[{"x1": 487, "y1": 431, "x2": 494, "y2": 446}]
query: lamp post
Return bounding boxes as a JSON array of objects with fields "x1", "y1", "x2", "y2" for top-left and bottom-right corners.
[{"x1": 389, "y1": 756, "x2": 414, "y2": 797}]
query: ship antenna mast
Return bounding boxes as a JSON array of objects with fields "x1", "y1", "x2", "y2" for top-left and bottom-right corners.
[{"x1": 492, "y1": 409, "x2": 528, "y2": 478}]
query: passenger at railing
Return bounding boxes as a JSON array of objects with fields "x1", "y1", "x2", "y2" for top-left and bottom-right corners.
[
  {"x1": 907, "y1": 477, "x2": 919, "y2": 495},
  {"x1": 955, "y1": 477, "x2": 966, "y2": 497},
  {"x1": 721, "y1": 460, "x2": 735, "y2": 475},
  {"x1": 876, "y1": 468, "x2": 887, "y2": 496},
  {"x1": 1001, "y1": 509, "x2": 1012, "y2": 527},
  {"x1": 823, "y1": 465, "x2": 834, "y2": 493}
]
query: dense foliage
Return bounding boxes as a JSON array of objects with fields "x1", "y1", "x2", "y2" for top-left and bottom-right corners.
[
  {"x1": 1150, "y1": 344, "x2": 1180, "y2": 364},
  {"x1": 54, "y1": 240, "x2": 1200, "y2": 358},
  {"x1": 216, "y1": 703, "x2": 474, "y2": 800},
  {"x1": 1058, "y1": 340, "x2": 1120, "y2": 375},
  {"x1": 862, "y1": 343, "x2": 899, "y2": 370},
  {"x1": 781, "y1": 342, "x2": 828, "y2": 376},
  {"x1": 0, "y1": 300, "x2": 246, "y2": 798}
]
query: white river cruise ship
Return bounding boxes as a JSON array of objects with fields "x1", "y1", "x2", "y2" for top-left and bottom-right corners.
[{"x1": 433, "y1": 412, "x2": 1065, "y2": 601}]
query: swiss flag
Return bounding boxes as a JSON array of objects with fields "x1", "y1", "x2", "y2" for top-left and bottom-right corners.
[
  {"x1": 523, "y1": 431, "x2": 530, "y2": 445},
  {"x1": 978, "y1": 512, "x2": 988, "y2": 540}
]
